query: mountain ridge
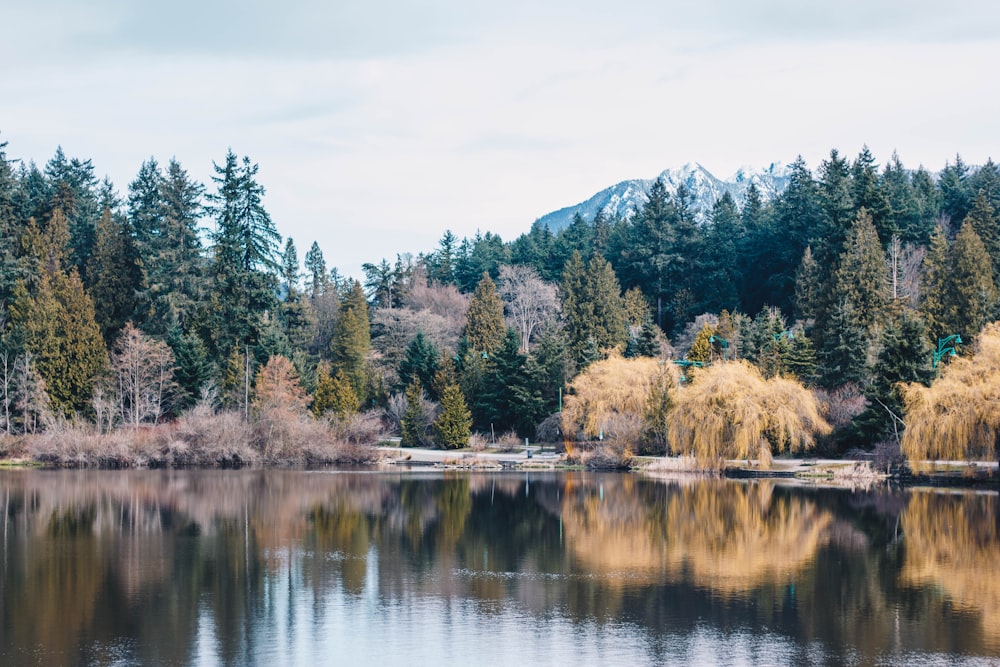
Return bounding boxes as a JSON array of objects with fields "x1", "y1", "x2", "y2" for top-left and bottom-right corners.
[{"x1": 534, "y1": 162, "x2": 793, "y2": 232}]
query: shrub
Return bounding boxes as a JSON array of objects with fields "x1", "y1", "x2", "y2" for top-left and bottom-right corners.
[{"x1": 667, "y1": 361, "x2": 831, "y2": 469}]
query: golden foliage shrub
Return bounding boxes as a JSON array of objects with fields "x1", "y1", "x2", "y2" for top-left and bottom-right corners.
[
  {"x1": 561, "y1": 355, "x2": 679, "y2": 457},
  {"x1": 666, "y1": 361, "x2": 830, "y2": 469},
  {"x1": 900, "y1": 321, "x2": 1000, "y2": 469}
]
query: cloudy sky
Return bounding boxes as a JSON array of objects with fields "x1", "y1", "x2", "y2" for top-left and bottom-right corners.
[{"x1": 3, "y1": 1, "x2": 999, "y2": 278}]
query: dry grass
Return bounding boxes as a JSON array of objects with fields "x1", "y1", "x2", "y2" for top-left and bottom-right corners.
[
  {"x1": 667, "y1": 361, "x2": 831, "y2": 470},
  {"x1": 18, "y1": 408, "x2": 383, "y2": 468},
  {"x1": 901, "y1": 321, "x2": 1000, "y2": 470}
]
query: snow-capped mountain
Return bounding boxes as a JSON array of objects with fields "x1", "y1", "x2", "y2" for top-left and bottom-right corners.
[{"x1": 534, "y1": 162, "x2": 792, "y2": 232}]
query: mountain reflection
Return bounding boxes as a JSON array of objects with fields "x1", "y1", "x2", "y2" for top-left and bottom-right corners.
[{"x1": 0, "y1": 470, "x2": 996, "y2": 665}]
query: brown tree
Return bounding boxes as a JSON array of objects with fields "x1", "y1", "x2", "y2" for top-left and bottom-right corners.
[{"x1": 108, "y1": 322, "x2": 177, "y2": 426}]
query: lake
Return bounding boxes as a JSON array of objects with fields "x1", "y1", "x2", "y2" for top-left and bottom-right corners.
[{"x1": 0, "y1": 469, "x2": 996, "y2": 666}]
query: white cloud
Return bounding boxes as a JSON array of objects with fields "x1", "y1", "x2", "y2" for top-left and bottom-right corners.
[{"x1": 2, "y1": 2, "x2": 999, "y2": 278}]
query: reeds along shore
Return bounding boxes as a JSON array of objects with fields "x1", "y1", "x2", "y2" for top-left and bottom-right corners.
[{"x1": 0, "y1": 409, "x2": 383, "y2": 468}]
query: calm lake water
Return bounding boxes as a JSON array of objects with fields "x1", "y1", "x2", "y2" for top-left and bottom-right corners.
[{"x1": 0, "y1": 469, "x2": 997, "y2": 666}]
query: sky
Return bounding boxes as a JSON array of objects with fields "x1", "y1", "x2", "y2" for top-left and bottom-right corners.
[{"x1": 3, "y1": 1, "x2": 999, "y2": 279}]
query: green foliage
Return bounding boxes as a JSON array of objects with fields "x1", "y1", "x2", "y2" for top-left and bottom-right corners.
[
  {"x1": 397, "y1": 332, "x2": 439, "y2": 398},
  {"x1": 87, "y1": 208, "x2": 143, "y2": 343},
  {"x1": 853, "y1": 309, "x2": 932, "y2": 446},
  {"x1": 331, "y1": 280, "x2": 371, "y2": 397},
  {"x1": 561, "y1": 251, "x2": 627, "y2": 365},
  {"x1": 687, "y1": 323, "x2": 715, "y2": 363},
  {"x1": 400, "y1": 380, "x2": 427, "y2": 447},
  {"x1": 947, "y1": 221, "x2": 998, "y2": 338},
  {"x1": 206, "y1": 150, "x2": 280, "y2": 356},
  {"x1": 463, "y1": 272, "x2": 505, "y2": 355},
  {"x1": 433, "y1": 383, "x2": 472, "y2": 449},
  {"x1": 311, "y1": 362, "x2": 335, "y2": 417},
  {"x1": 919, "y1": 226, "x2": 952, "y2": 340},
  {"x1": 168, "y1": 328, "x2": 211, "y2": 409},
  {"x1": 11, "y1": 269, "x2": 105, "y2": 417},
  {"x1": 641, "y1": 366, "x2": 675, "y2": 455}
]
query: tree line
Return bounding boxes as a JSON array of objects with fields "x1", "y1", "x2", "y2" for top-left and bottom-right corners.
[{"x1": 1, "y1": 134, "x2": 998, "y2": 460}]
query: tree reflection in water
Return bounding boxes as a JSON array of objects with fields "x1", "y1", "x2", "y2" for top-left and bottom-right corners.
[{"x1": 0, "y1": 470, "x2": 996, "y2": 665}]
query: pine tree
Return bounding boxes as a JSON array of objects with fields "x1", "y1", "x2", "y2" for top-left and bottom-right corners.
[
  {"x1": 433, "y1": 383, "x2": 472, "y2": 449},
  {"x1": 397, "y1": 332, "x2": 439, "y2": 397},
  {"x1": 87, "y1": 208, "x2": 143, "y2": 342},
  {"x1": 304, "y1": 241, "x2": 329, "y2": 299},
  {"x1": 0, "y1": 138, "x2": 24, "y2": 305},
  {"x1": 168, "y1": 328, "x2": 211, "y2": 409},
  {"x1": 311, "y1": 362, "x2": 336, "y2": 417},
  {"x1": 280, "y1": 237, "x2": 300, "y2": 298},
  {"x1": 964, "y1": 191, "x2": 1000, "y2": 287},
  {"x1": 207, "y1": 150, "x2": 280, "y2": 356},
  {"x1": 919, "y1": 226, "x2": 951, "y2": 341},
  {"x1": 328, "y1": 369, "x2": 359, "y2": 418},
  {"x1": 463, "y1": 272, "x2": 505, "y2": 355},
  {"x1": 946, "y1": 221, "x2": 998, "y2": 338},
  {"x1": 832, "y1": 208, "x2": 889, "y2": 335},
  {"x1": 687, "y1": 323, "x2": 714, "y2": 362},
  {"x1": 794, "y1": 246, "x2": 821, "y2": 320},
  {"x1": 10, "y1": 269, "x2": 105, "y2": 416},
  {"x1": 853, "y1": 309, "x2": 932, "y2": 445},
  {"x1": 400, "y1": 379, "x2": 427, "y2": 447},
  {"x1": 331, "y1": 280, "x2": 370, "y2": 397}
]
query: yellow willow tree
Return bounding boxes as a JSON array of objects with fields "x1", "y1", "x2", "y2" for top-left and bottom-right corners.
[
  {"x1": 900, "y1": 321, "x2": 1000, "y2": 469},
  {"x1": 666, "y1": 360, "x2": 830, "y2": 469},
  {"x1": 561, "y1": 354, "x2": 679, "y2": 456}
]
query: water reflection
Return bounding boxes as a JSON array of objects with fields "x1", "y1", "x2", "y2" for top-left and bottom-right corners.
[{"x1": 0, "y1": 470, "x2": 996, "y2": 665}]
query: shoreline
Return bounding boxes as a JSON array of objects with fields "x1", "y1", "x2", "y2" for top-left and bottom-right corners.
[{"x1": 1, "y1": 445, "x2": 995, "y2": 489}]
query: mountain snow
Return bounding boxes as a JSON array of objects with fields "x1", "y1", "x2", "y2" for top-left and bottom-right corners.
[{"x1": 534, "y1": 162, "x2": 792, "y2": 232}]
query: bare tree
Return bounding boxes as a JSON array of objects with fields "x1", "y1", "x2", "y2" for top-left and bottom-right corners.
[
  {"x1": 14, "y1": 352, "x2": 50, "y2": 434},
  {"x1": 497, "y1": 265, "x2": 559, "y2": 352},
  {"x1": 110, "y1": 323, "x2": 177, "y2": 427}
]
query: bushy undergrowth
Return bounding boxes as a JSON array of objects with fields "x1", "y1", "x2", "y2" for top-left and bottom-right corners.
[{"x1": 18, "y1": 409, "x2": 383, "y2": 468}]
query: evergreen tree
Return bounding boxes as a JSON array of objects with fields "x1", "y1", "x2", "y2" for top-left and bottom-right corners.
[
  {"x1": 87, "y1": 208, "x2": 143, "y2": 343},
  {"x1": 853, "y1": 309, "x2": 932, "y2": 445},
  {"x1": 687, "y1": 323, "x2": 714, "y2": 362},
  {"x1": 433, "y1": 383, "x2": 472, "y2": 449},
  {"x1": 919, "y1": 226, "x2": 951, "y2": 341},
  {"x1": 851, "y1": 146, "x2": 893, "y2": 241},
  {"x1": 311, "y1": 362, "x2": 336, "y2": 417},
  {"x1": 149, "y1": 159, "x2": 205, "y2": 333},
  {"x1": 794, "y1": 246, "x2": 821, "y2": 321},
  {"x1": 280, "y1": 237, "x2": 300, "y2": 297},
  {"x1": 831, "y1": 208, "x2": 889, "y2": 335},
  {"x1": 206, "y1": 150, "x2": 281, "y2": 356},
  {"x1": 781, "y1": 334, "x2": 818, "y2": 384},
  {"x1": 44, "y1": 147, "x2": 101, "y2": 277},
  {"x1": 10, "y1": 269, "x2": 105, "y2": 416},
  {"x1": 0, "y1": 139, "x2": 23, "y2": 304},
  {"x1": 938, "y1": 155, "x2": 972, "y2": 226},
  {"x1": 475, "y1": 329, "x2": 538, "y2": 435},
  {"x1": 819, "y1": 298, "x2": 867, "y2": 387},
  {"x1": 946, "y1": 221, "x2": 998, "y2": 338},
  {"x1": 331, "y1": 280, "x2": 370, "y2": 397},
  {"x1": 963, "y1": 191, "x2": 1000, "y2": 287},
  {"x1": 561, "y1": 251, "x2": 627, "y2": 365},
  {"x1": 168, "y1": 327, "x2": 211, "y2": 409},
  {"x1": 304, "y1": 241, "x2": 329, "y2": 299},
  {"x1": 463, "y1": 272, "x2": 505, "y2": 355},
  {"x1": 400, "y1": 379, "x2": 427, "y2": 447},
  {"x1": 397, "y1": 332, "x2": 440, "y2": 398},
  {"x1": 327, "y1": 369, "x2": 359, "y2": 418}
]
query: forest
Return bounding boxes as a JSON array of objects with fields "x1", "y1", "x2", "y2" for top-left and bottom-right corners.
[{"x1": 0, "y1": 134, "x2": 998, "y2": 468}]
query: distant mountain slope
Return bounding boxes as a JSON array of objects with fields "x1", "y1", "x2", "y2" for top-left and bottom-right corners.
[{"x1": 535, "y1": 162, "x2": 792, "y2": 232}]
